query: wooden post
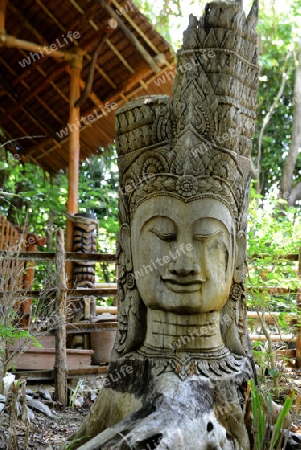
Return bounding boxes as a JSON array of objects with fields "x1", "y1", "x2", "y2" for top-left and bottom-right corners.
[
  {"x1": 66, "y1": 52, "x2": 82, "y2": 288},
  {"x1": 54, "y1": 229, "x2": 68, "y2": 405},
  {"x1": 0, "y1": 0, "x2": 6, "y2": 34},
  {"x1": 296, "y1": 247, "x2": 301, "y2": 368}
]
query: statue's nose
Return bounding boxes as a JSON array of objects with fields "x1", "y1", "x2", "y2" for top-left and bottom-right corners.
[
  {"x1": 169, "y1": 257, "x2": 203, "y2": 277},
  {"x1": 170, "y1": 267, "x2": 193, "y2": 276}
]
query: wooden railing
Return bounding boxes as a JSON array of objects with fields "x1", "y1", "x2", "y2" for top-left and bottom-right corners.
[
  {"x1": 0, "y1": 214, "x2": 25, "y2": 291},
  {"x1": 0, "y1": 228, "x2": 116, "y2": 404}
]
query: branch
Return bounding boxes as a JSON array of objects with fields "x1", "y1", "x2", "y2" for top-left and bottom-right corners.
[
  {"x1": 281, "y1": 40, "x2": 301, "y2": 199},
  {"x1": 0, "y1": 191, "x2": 21, "y2": 197},
  {"x1": 287, "y1": 181, "x2": 301, "y2": 206},
  {"x1": 74, "y1": 21, "x2": 116, "y2": 108}
]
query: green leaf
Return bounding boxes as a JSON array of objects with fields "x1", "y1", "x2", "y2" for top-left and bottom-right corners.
[{"x1": 271, "y1": 392, "x2": 294, "y2": 448}]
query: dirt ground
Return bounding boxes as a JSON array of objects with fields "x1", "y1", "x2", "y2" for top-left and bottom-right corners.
[
  {"x1": 0, "y1": 402, "x2": 89, "y2": 450},
  {"x1": 0, "y1": 375, "x2": 105, "y2": 450}
]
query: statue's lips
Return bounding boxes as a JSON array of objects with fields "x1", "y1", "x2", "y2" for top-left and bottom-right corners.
[{"x1": 161, "y1": 277, "x2": 201, "y2": 293}]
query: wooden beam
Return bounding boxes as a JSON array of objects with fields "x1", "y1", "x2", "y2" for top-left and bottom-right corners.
[
  {"x1": 0, "y1": 34, "x2": 75, "y2": 60},
  {"x1": 66, "y1": 53, "x2": 82, "y2": 287},
  {"x1": 96, "y1": 0, "x2": 161, "y2": 74},
  {"x1": 0, "y1": 0, "x2": 6, "y2": 34}
]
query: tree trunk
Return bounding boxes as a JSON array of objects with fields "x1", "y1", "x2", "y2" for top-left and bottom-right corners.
[
  {"x1": 64, "y1": 357, "x2": 253, "y2": 450},
  {"x1": 281, "y1": 39, "x2": 301, "y2": 205}
]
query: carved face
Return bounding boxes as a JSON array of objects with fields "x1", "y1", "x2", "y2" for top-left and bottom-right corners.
[{"x1": 130, "y1": 196, "x2": 236, "y2": 314}]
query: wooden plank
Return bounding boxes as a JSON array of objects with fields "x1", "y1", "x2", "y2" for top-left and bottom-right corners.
[
  {"x1": 95, "y1": 305, "x2": 117, "y2": 314},
  {"x1": 247, "y1": 286, "x2": 297, "y2": 294},
  {"x1": 249, "y1": 253, "x2": 299, "y2": 261},
  {"x1": 66, "y1": 321, "x2": 117, "y2": 334},
  {"x1": 247, "y1": 311, "x2": 296, "y2": 324},
  {"x1": 0, "y1": 251, "x2": 116, "y2": 262},
  {"x1": 13, "y1": 348, "x2": 93, "y2": 371},
  {"x1": 15, "y1": 370, "x2": 55, "y2": 381},
  {"x1": 0, "y1": 288, "x2": 118, "y2": 298},
  {"x1": 68, "y1": 366, "x2": 108, "y2": 376},
  {"x1": 276, "y1": 349, "x2": 296, "y2": 358},
  {"x1": 14, "y1": 366, "x2": 108, "y2": 381},
  {"x1": 250, "y1": 334, "x2": 296, "y2": 342}
]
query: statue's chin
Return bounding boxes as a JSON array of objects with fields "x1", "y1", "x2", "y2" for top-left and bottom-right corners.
[{"x1": 142, "y1": 294, "x2": 229, "y2": 315}]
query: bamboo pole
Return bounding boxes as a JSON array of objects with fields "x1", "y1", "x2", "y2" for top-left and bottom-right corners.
[
  {"x1": 295, "y1": 247, "x2": 301, "y2": 367},
  {"x1": 0, "y1": 34, "x2": 75, "y2": 60},
  {"x1": 54, "y1": 229, "x2": 68, "y2": 405},
  {"x1": 0, "y1": 0, "x2": 6, "y2": 34},
  {"x1": 66, "y1": 52, "x2": 82, "y2": 288}
]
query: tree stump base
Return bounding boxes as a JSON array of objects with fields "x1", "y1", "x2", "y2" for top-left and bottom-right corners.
[{"x1": 66, "y1": 355, "x2": 253, "y2": 450}]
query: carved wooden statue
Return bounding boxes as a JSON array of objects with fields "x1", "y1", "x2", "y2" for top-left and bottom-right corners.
[{"x1": 68, "y1": 1, "x2": 259, "y2": 448}]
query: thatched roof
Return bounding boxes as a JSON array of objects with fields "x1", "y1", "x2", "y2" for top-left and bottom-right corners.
[{"x1": 0, "y1": 0, "x2": 175, "y2": 173}]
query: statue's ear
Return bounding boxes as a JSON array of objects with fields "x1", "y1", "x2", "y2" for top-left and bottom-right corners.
[
  {"x1": 119, "y1": 224, "x2": 132, "y2": 271},
  {"x1": 234, "y1": 230, "x2": 245, "y2": 283}
]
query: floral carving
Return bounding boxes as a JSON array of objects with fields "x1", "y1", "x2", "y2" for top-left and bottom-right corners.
[{"x1": 176, "y1": 175, "x2": 198, "y2": 197}]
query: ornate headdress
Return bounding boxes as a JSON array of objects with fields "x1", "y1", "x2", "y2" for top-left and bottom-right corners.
[
  {"x1": 116, "y1": 0, "x2": 258, "y2": 233},
  {"x1": 112, "y1": 1, "x2": 259, "y2": 361}
]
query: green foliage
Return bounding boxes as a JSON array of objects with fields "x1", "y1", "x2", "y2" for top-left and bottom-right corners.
[
  {"x1": 0, "y1": 323, "x2": 41, "y2": 349},
  {"x1": 247, "y1": 187, "x2": 301, "y2": 297},
  {"x1": 247, "y1": 187, "x2": 301, "y2": 387},
  {"x1": 0, "y1": 148, "x2": 119, "y2": 254},
  {"x1": 0, "y1": 149, "x2": 66, "y2": 235},
  {"x1": 253, "y1": 1, "x2": 300, "y2": 196},
  {"x1": 78, "y1": 149, "x2": 119, "y2": 254},
  {"x1": 249, "y1": 379, "x2": 294, "y2": 450}
]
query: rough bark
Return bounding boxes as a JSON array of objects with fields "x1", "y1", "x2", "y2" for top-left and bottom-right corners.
[
  {"x1": 281, "y1": 39, "x2": 301, "y2": 205},
  {"x1": 65, "y1": 358, "x2": 252, "y2": 450}
]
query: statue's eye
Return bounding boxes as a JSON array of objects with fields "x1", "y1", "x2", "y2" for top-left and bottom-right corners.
[
  {"x1": 150, "y1": 228, "x2": 177, "y2": 242},
  {"x1": 194, "y1": 231, "x2": 223, "y2": 242}
]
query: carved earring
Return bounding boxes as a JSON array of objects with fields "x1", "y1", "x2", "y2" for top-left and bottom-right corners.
[
  {"x1": 230, "y1": 283, "x2": 242, "y2": 302},
  {"x1": 126, "y1": 273, "x2": 136, "y2": 290}
]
